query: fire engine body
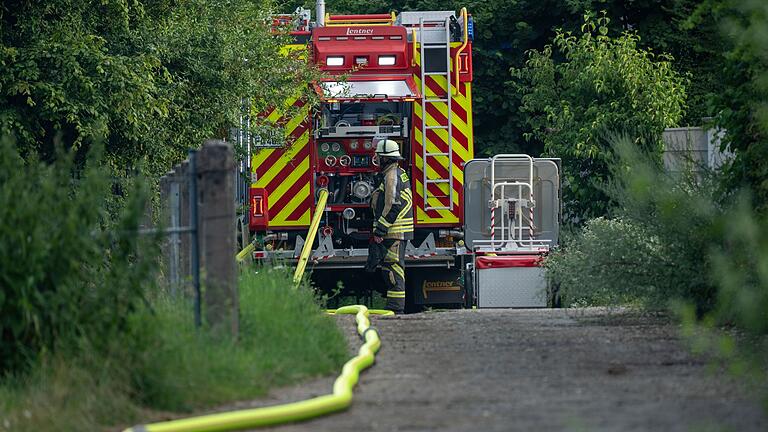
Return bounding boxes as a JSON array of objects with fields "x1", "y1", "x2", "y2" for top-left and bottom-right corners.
[{"x1": 244, "y1": 3, "x2": 562, "y2": 309}]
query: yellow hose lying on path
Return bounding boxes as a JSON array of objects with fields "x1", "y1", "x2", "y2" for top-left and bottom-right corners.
[{"x1": 123, "y1": 305, "x2": 392, "y2": 432}]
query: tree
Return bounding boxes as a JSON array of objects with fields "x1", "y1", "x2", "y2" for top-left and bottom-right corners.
[
  {"x1": 513, "y1": 13, "x2": 687, "y2": 221},
  {"x1": 689, "y1": 0, "x2": 768, "y2": 209},
  {"x1": 0, "y1": 0, "x2": 316, "y2": 177},
  {"x1": 564, "y1": 1, "x2": 725, "y2": 126}
]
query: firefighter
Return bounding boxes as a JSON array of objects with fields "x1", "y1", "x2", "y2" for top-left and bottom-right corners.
[{"x1": 370, "y1": 139, "x2": 414, "y2": 313}]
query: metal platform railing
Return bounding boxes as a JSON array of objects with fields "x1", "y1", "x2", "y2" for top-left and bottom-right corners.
[{"x1": 487, "y1": 154, "x2": 544, "y2": 252}]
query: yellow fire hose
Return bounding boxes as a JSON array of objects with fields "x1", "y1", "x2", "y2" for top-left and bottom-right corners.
[
  {"x1": 293, "y1": 188, "x2": 328, "y2": 285},
  {"x1": 235, "y1": 242, "x2": 255, "y2": 262},
  {"x1": 124, "y1": 305, "x2": 392, "y2": 432}
]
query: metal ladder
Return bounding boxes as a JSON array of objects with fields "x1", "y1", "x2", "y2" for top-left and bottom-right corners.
[{"x1": 418, "y1": 17, "x2": 454, "y2": 211}]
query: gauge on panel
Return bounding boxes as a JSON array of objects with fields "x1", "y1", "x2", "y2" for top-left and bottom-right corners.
[
  {"x1": 349, "y1": 140, "x2": 359, "y2": 150},
  {"x1": 320, "y1": 142, "x2": 330, "y2": 152},
  {"x1": 363, "y1": 139, "x2": 373, "y2": 150},
  {"x1": 331, "y1": 142, "x2": 341, "y2": 152}
]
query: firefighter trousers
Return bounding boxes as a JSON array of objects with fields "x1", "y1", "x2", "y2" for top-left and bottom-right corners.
[{"x1": 382, "y1": 239, "x2": 406, "y2": 313}]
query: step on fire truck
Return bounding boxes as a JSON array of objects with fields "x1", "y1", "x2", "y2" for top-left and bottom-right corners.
[{"x1": 237, "y1": 2, "x2": 562, "y2": 310}]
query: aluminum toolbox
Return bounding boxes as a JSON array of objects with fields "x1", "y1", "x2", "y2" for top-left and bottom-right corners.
[{"x1": 475, "y1": 255, "x2": 547, "y2": 308}]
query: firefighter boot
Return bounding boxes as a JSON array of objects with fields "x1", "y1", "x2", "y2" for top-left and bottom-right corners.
[{"x1": 382, "y1": 239, "x2": 406, "y2": 313}]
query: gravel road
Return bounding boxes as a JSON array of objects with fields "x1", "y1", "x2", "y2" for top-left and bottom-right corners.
[{"x1": 238, "y1": 308, "x2": 766, "y2": 432}]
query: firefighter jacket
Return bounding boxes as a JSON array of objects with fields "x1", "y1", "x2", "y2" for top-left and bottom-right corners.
[{"x1": 370, "y1": 162, "x2": 414, "y2": 240}]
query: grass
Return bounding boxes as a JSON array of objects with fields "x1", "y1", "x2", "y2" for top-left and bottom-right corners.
[{"x1": 0, "y1": 268, "x2": 348, "y2": 432}]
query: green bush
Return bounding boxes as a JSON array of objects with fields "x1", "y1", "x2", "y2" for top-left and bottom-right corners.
[
  {"x1": 0, "y1": 137, "x2": 155, "y2": 374},
  {"x1": 546, "y1": 217, "x2": 669, "y2": 308},
  {"x1": 710, "y1": 199, "x2": 768, "y2": 337},
  {"x1": 546, "y1": 135, "x2": 722, "y2": 311},
  {"x1": 680, "y1": 199, "x2": 768, "y2": 408},
  {"x1": 0, "y1": 269, "x2": 348, "y2": 431},
  {"x1": 546, "y1": 134, "x2": 768, "y2": 406}
]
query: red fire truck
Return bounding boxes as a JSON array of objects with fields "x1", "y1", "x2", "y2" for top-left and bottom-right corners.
[{"x1": 241, "y1": 2, "x2": 561, "y2": 310}]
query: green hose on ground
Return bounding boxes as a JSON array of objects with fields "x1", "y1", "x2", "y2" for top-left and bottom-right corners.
[{"x1": 123, "y1": 305, "x2": 392, "y2": 432}]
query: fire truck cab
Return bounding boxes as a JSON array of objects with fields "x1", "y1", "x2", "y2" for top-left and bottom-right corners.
[{"x1": 240, "y1": 3, "x2": 561, "y2": 310}]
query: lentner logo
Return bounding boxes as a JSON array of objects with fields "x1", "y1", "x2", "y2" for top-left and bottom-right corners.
[
  {"x1": 422, "y1": 280, "x2": 460, "y2": 298},
  {"x1": 346, "y1": 28, "x2": 374, "y2": 35}
]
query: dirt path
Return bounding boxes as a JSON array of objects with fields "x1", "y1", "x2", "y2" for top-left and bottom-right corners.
[{"x1": 240, "y1": 309, "x2": 766, "y2": 432}]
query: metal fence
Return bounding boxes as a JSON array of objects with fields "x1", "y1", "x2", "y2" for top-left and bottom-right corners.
[
  {"x1": 156, "y1": 140, "x2": 239, "y2": 335},
  {"x1": 158, "y1": 150, "x2": 201, "y2": 325}
]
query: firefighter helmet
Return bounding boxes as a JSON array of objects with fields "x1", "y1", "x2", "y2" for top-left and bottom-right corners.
[{"x1": 375, "y1": 139, "x2": 402, "y2": 159}]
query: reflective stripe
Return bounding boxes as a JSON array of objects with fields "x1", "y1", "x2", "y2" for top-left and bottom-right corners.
[
  {"x1": 386, "y1": 249, "x2": 399, "y2": 260},
  {"x1": 391, "y1": 226, "x2": 414, "y2": 231},
  {"x1": 391, "y1": 217, "x2": 414, "y2": 232},
  {"x1": 387, "y1": 290, "x2": 406, "y2": 298},
  {"x1": 395, "y1": 193, "x2": 413, "y2": 221},
  {"x1": 388, "y1": 227, "x2": 413, "y2": 234},
  {"x1": 391, "y1": 263, "x2": 405, "y2": 280},
  {"x1": 397, "y1": 206, "x2": 412, "y2": 220},
  {"x1": 377, "y1": 217, "x2": 392, "y2": 227}
]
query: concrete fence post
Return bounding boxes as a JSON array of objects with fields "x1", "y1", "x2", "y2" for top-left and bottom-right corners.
[{"x1": 197, "y1": 139, "x2": 239, "y2": 336}]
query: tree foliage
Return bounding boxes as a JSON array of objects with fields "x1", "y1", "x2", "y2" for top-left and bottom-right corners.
[
  {"x1": 566, "y1": 1, "x2": 725, "y2": 125},
  {"x1": 0, "y1": 0, "x2": 316, "y2": 177},
  {"x1": 513, "y1": 14, "x2": 687, "y2": 220},
  {"x1": 689, "y1": 0, "x2": 768, "y2": 209}
]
